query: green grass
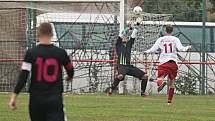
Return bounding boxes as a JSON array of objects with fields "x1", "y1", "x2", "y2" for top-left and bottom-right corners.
[{"x1": 0, "y1": 93, "x2": 215, "y2": 121}]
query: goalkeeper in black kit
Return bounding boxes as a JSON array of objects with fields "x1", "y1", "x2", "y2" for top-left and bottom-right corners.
[
  {"x1": 107, "y1": 24, "x2": 149, "y2": 96},
  {"x1": 9, "y1": 23, "x2": 74, "y2": 121}
]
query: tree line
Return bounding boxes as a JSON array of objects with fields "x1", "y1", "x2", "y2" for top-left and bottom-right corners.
[{"x1": 141, "y1": 0, "x2": 215, "y2": 22}]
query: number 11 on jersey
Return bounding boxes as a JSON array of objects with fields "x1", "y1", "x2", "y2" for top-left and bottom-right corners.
[{"x1": 164, "y1": 43, "x2": 173, "y2": 53}]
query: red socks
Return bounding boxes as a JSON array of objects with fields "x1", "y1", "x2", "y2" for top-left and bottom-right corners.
[
  {"x1": 157, "y1": 80, "x2": 175, "y2": 103},
  {"x1": 157, "y1": 80, "x2": 163, "y2": 87},
  {"x1": 168, "y1": 87, "x2": 174, "y2": 103}
]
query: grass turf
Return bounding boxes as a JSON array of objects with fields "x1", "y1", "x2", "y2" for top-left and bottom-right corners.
[{"x1": 0, "y1": 93, "x2": 215, "y2": 121}]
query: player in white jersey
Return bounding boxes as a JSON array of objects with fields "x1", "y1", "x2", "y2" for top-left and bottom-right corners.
[{"x1": 145, "y1": 25, "x2": 191, "y2": 104}]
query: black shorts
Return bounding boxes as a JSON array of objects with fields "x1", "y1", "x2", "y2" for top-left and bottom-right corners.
[
  {"x1": 117, "y1": 65, "x2": 146, "y2": 80},
  {"x1": 29, "y1": 94, "x2": 66, "y2": 121}
]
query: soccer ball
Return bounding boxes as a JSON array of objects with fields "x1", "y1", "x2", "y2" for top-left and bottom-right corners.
[{"x1": 133, "y1": 6, "x2": 142, "y2": 14}]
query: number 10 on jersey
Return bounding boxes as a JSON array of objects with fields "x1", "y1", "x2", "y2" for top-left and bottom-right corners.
[{"x1": 36, "y1": 57, "x2": 59, "y2": 83}]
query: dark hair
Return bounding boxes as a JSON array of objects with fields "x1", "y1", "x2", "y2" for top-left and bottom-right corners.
[
  {"x1": 37, "y1": 22, "x2": 53, "y2": 37},
  {"x1": 166, "y1": 24, "x2": 173, "y2": 34}
]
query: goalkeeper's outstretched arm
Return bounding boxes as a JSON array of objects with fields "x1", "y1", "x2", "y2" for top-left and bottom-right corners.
[{"x1": 128, "y1": 26, "x2": 139, "y2": 46}]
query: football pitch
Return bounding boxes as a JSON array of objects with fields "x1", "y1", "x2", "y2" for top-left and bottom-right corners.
[{"x1": 0, "y1": 93, "x2": 215, "y2": 121}]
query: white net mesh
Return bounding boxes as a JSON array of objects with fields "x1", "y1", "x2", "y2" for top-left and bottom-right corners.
[{"x1": 0, "y1": 9, "x2": 27, "y2": 92}]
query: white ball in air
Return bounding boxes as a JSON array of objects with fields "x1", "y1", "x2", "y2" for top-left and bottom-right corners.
[{"x1": 133, "y1": 6, "x2": 143, "y2": 14}]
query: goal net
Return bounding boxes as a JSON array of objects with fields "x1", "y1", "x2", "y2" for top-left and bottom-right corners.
[{"x1": 0, "y1": 1, "x2": 171, "y2": 94}]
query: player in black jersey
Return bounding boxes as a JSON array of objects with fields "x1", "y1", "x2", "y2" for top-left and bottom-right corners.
[
  {"x1": 107, "y1": 24, "x2": 149, "y2": 96},
  {"x1": 9, "y1": 23, "x2": 74, "y2": 121}
]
